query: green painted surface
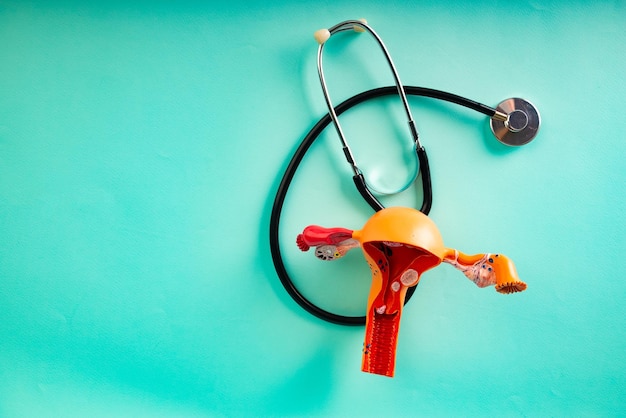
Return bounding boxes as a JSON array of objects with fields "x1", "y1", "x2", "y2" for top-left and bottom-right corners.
[{"x1": 1, "y1": 1, "x2": 625, "y2": 416}]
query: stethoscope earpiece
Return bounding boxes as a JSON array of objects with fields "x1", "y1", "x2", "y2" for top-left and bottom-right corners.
[{"x1": 490, "y1": 98, "x2": 541, "y2": 146}]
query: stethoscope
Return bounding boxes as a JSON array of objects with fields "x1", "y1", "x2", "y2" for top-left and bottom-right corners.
[{"x1": 270, "y1": 19, "x2": 541, "y2": 326}]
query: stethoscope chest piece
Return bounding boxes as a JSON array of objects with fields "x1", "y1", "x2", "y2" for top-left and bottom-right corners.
[{"x1": 490, "y1": 98, "x2": 541, "y2": 146}]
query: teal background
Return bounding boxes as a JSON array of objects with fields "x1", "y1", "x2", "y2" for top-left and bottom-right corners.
[{"x1": 1, "y1": 1, "x2": 625, "y2": 416}]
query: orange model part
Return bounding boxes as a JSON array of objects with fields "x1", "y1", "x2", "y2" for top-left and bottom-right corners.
[
  {"x1": 296, "y1": 207, "x2": 527, "y2": 378},
  {"x1": 443, "y1": 250, "x2": 527, "y2": 294}
]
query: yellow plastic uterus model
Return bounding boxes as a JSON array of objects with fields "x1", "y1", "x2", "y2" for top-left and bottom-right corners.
[{"x1": 296, "y1": 206, "x2": 526, "y2": 378}]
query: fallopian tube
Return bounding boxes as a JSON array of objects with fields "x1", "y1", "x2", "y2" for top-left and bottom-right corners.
[{"x1": 296, "y1": 207, "x2": 526, "y2": 378}]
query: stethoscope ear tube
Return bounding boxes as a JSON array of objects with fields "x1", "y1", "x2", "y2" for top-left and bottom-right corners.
[
  {"x1": 416, "y1": 146, "x2": 432, "y2": 215},
  {"x1": 353, "y1": 174, "x2": 384, "y2": 212}
]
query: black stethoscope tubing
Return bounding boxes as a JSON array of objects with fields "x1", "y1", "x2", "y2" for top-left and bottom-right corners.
[{"x1": 270, "y1": 85, "x2": 500, "y2": 326}]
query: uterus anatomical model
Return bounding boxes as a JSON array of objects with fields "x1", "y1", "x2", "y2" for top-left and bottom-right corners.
[{"x1": 296, "y1": 206, "x2": 527, "y2": 378}]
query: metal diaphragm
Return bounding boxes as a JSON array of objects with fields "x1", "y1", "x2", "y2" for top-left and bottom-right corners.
[{"x1": 490, "y1": 98, "x2": 541, "y2": 146}]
